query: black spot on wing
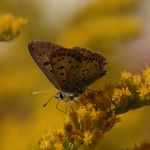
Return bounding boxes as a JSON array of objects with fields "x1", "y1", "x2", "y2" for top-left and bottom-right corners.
[
  {"x1": 43, "y1": 61, "x2": 50, "y2": 66},
  {"x1": 58, "y1": 66, "x2": 65, "y2": 70},
  {"x1": 60, "y1": 73, "x2": 65, "y2": 76}
]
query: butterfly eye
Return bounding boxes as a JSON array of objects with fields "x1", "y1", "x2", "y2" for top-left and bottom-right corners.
[
  {"x1": 59, "y1": 93, "x2": 64, "y2": 99},
  {"x1": 56, "y1": 92, "x2": 65, "y2": 100}
]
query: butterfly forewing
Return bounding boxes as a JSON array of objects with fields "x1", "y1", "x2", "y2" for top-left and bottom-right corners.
[{"x1": 28, "y1": 41, "x2": 63, "y2": 89}]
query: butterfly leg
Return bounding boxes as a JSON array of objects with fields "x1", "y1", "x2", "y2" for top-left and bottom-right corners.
[
  {"x1": 65, "y1": 99, "x2": 74, "y2": 113},
  {"x1": 56, "y1": 100, "x2": 66, "y2": 113},
  {"x1": 64, "y1": 98, "x2": 78, "y2": 113},
  {"x1": 65, "y1": 100, "x2": 71, "y2": 113}
]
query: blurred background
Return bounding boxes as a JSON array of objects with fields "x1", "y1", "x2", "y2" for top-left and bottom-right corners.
[{"x1": 0, "y1": 0, "x2": 150, "y2": 149}]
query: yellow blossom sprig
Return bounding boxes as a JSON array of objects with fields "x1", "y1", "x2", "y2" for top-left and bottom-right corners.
[
  {"x1": 0, "y1": 14, "x2": 27, "y2": 41},
  {"x1": 39, "y1": 66, "x2": 150, "y2": 150},
  {"x1": 113, "y1": 66, "x2": 150, "y2": 114}
]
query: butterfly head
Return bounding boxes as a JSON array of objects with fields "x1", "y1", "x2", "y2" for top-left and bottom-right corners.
[
  {"x1": 55, "y1": 91, "x2": 79, "y2": 101},
  {"x1": 55, "y1": 92, "x2": 65, "y2": 100}
]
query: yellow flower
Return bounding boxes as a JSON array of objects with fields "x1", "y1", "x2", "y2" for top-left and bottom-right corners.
[
  {"x1": 132, "y1": 75, "x2": 142, "y2": 86},
  {"x1": 78, "y1": 103, "x2": 95, "y2": 119},
  {"x1": 0, "y1": 14, "x2": 27, "y2": 41},
  {"x1": 54, "y1": 142, "x2": 64, "y2": 150},
  {"x1": 143, "y1": 66, "x2": 150, "y2": 84},
  {"x1": 77, "y1": 106, "x2": 89, "y2": 118},
  {"x1": 83, "y1": 131, "x2": 93, "y2": 145},
  {"x1": 49, "y1": 131, "x2": 58, "y2": 143},
  {"x1": 90, "y1": 109, "x2": 104, "y2": 121},
  {"x1": 56, "y1": 126, "x2": 65, "y2": 136},
  {"x1": 86, "y1": 103, "x2": 94, "y2": 110},
  {"x1": 137, "y1": 84, "x2": 150, "y2": 100},
  {"x1": 12, "y1": 17, "x2": 27, "y2": 35},
  {"x1": 112, "y1": 87, "x2": 131, "y2": 102},
  {"x1": 64, "y1": 116, "x2": 73, "y2": 134},
  {"x1": 39, "y1": 133, "x2": 51, "y2": 150},
  {"x1": 121, "y1": 71, "x2": 132, "y2": 81},
  {"x1": 64, "y1": 115, "x2": 71, "y2": 125},
  {"x1": 39, "y1": 140, "x2": 50, "y2": 150}
]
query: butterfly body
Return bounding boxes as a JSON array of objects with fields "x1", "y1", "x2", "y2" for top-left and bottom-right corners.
[{"x1": 28, "y1": 40, "x2": 106, "y2": 101}]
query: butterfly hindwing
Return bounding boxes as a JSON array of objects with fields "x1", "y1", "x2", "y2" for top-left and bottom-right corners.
[
  {"x1": 50, "y1": 47, "x2": 106, "y2": 93},
  {"x1": 67, "y1": 47, "x2": 106, "y2": 92}
]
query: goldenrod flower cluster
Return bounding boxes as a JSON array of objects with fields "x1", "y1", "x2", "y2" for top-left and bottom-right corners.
[
  {"x1": 39, "y1": 66, "x2": 150, "y2": 150},
  {"x1": 39, "y1": 103, "x2": 119, "y2": 150},
  {"x1": 0, "y1": 14, "x2": 27, "y2": 41}
]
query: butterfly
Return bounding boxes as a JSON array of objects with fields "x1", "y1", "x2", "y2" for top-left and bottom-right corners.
[{"x1": 28, "y1": 40, "x2": 106, "y2": 102}]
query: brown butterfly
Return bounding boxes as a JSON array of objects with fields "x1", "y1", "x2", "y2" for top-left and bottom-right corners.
[{"x1": 28, "y1": 40, "x2": 106, "y2": 103}]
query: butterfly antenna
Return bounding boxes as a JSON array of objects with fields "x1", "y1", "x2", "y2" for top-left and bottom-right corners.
[
  {"x1": 43, "y1": 94, "x2": 55, "y2": 107},
  {"x1": 31, "y1": 90, "x2": 51, "y2": 95}
]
